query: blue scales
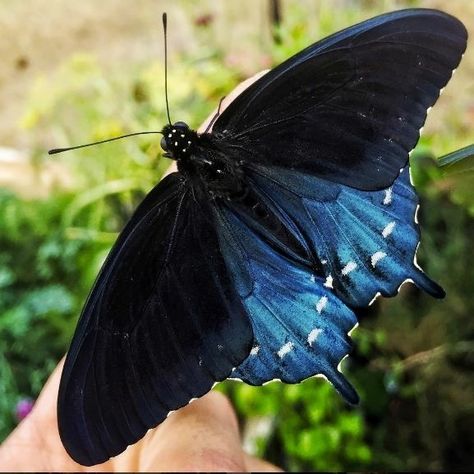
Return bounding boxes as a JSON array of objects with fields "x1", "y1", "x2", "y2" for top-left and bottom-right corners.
[{"x1": 217, "y1": 165, "x2": 443, "y2": 403}]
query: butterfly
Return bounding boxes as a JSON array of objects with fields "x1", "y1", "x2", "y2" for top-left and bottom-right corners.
[{"x1": 55, "y1": 8, "x2": 467, "y2": 466}]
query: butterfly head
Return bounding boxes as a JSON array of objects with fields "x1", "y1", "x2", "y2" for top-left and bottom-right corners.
[{"x1": 161, "y1": 122, "x2": 197, "y2": 160}]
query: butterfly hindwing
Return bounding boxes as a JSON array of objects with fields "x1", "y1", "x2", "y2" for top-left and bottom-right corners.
[
  {"x1": 214, "y1": 9, "x2": 467, "y2": 191},
  {"x1": 215, "y1": 162, "x2": 442, "y2": 403},
  {"x1": 214, "y1": 202, "x2": 359, "y2": 404},
  {"x1": 243, "y1": 164, "x2": 443, "y2": 309},
  {"x1": 58, "y1": 173, "x2": 253, "y2": 466}
]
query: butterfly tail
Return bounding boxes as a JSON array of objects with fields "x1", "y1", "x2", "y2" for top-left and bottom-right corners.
[
  {"x1": 328, "y1": 367, "x2": 360, "y2": 405},
  {"x1": 411, "y1": 266, "x2": 445, "y2": 299}
]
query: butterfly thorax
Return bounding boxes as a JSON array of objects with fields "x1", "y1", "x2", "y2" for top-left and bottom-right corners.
[{"x1": 161, "y1": 122, "x2": 245, "y2": 199}]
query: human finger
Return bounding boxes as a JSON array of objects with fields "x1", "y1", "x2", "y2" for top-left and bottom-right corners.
[{"x1": 127, "y1": 391, "x2": 246, "y2": 472}]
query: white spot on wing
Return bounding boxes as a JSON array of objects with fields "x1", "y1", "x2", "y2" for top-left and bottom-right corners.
[
  {"x1": 324, "y1": 274, "x2": 333, "y2": 288},
  {"x1": 348, "y1": 321, "x2": 359, "y2": 336},
  {"x1": 315, "y1": 296, "x2": 328, "y2": 314},
  {"x1": 369, "y1": 291, "x2": 381, "y2": 306},
  {"x1": 408, "y1": 165, "x2": 415, "y2": 186},
  {"x1": 307, "y1": 328, "x2": 322, "y2": 346},
  {"x1": 414, "y1": 204, "x2": 420, "y2": 224},
  {"x1": 341, "y1": 261, "x2": 357, "y2": 276},
  {"x1": 250, "y1": 345, "x2": 260, "y2": 356},
  {"x1": 413, "y1": 241, "x2": 423, "y2": 271},
  {"x1": 277, "y1": 342, "x2": 294, "y2": 359},
  {"x1": 383, "y1": 187, "x2": 393, "y2": 205},
  {"x1": 382, "y1": 221, "x2": 396, "y2": 238},
  {"x1": 371, "y1": 251, "x2": 386, "y2": 267}
]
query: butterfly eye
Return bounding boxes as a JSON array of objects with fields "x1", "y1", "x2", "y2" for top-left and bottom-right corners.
[
  {"x1": 160, "y1": 136, "x2": 168, "y2": 151},
  {"x1": 173, "y1": 121, "x2": 189, "y2": 129}
]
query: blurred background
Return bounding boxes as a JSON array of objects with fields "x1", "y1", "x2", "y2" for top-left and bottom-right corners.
[{"x1": 0, "y1": 0, "x2": 473, "y2": 470}]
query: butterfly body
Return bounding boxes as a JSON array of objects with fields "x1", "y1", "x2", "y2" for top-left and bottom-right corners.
[
  {"x1": 163, "y1": 122, "x2": 247, "y2": 199},
  {"x1": 57, "y1": 9, "x2": 467, "y2": 466}
]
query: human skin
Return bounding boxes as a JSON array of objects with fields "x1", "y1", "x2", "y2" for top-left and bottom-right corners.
[
  {"x1": 0, "y1": 72, "x2": 282, "y2": 472},
  {"x1": 0, "y1": 359, "x2": 280, "y2": 471}
]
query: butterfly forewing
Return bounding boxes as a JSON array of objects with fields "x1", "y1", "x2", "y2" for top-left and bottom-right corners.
[
  {"x1": 214, "y1": 9, "x2": 467, "y2": 190},
  {"x1": 58, "y1": 173, "x2": 253, "y2": 465}
]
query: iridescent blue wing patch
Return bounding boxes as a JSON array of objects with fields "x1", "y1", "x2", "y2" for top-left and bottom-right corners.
[
  {"x1": 215, "y1": 204, "x2": 359, "y2": 404},
  {"x1": 246, "y1": 164, "x2": 444, "y2": 309}
]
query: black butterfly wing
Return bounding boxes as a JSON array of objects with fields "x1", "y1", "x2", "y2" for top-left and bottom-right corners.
[
  {"x1": 58, "y1": 173, "x2": 253, "y2": 466},
  {"x1": 213, "y1": 9, "x2": 467, "y2": 190}
]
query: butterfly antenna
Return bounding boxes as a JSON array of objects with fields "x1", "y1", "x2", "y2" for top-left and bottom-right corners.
[
  {"x1": 48, "y1": 131, "x2": 162, "y2": 155},
  {"x1": 162, "y1": 12, "x2": 172, "y2": 125}
]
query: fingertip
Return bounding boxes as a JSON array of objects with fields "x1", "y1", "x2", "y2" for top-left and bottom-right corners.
[
  {"x1": 187, "y1": 390, "x2": 239, "y2": 431},
  {"x1": 138, "y1": 390, "x2": 245, "y2": 471},
  {"x1": 198, "y1": 70, "x2": 269, "y2": 134}
]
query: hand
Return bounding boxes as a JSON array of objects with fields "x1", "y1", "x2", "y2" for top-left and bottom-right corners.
[
  {"x1": 0, "y1": 72, "x2": 281, "y2": 472},
  {"x1": 0, "y1": 359, "x2": 281, "y2": 471}
]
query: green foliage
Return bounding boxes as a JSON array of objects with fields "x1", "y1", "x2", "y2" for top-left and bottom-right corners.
[
  {"x1": 1, "y1": 1, "x2": 473, "y2": 470},
  {"x1": 437, "y1": 145, "x2": 474, "y2": 216},
  {"x1": 219, "y1": 378, "x2": 371, "y2": 471},
  {"x1": 0, "y1": 189, "x2": 94, "y2": 438}
]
